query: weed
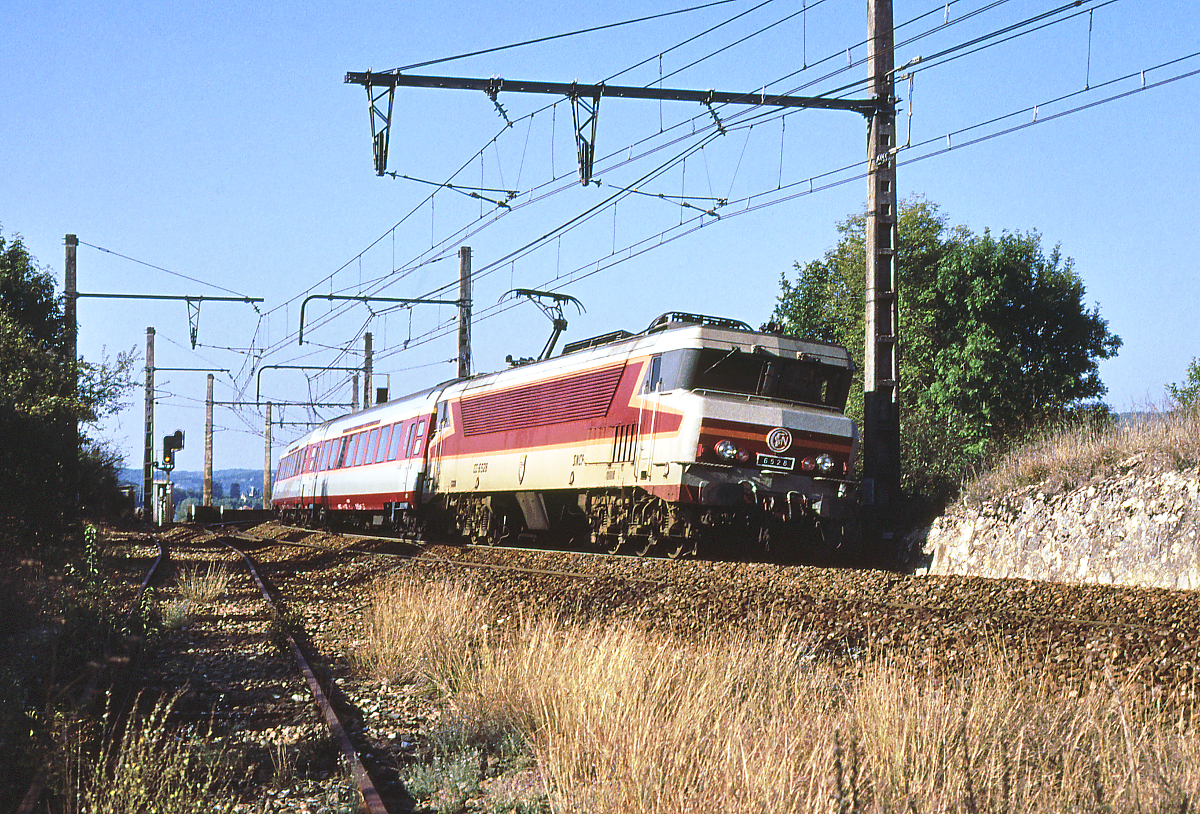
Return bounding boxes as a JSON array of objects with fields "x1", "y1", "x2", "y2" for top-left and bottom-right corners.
[
  {"x1": 966, "y1": 403, "x2": 1200, "y2": 501},
  {"x1": 363, "y1": 575, "x2": 1200, "y2": 813},
  {"x1": 267, "y1": 738, "x2": 294, "y2": 788},
  {"x1": 175, "y1": 561, "x2": 231, "y2": 607},
  {"x1": 405, "y1": 750, "x2": 482, "y2": 814},
  {"x1": 159, "y1": 598, "x2": 194, "y2": 630},
  {"x1": 57, "y1": 690, "x2": 241, "y2": 814}
]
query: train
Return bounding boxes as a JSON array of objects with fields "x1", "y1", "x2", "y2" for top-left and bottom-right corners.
[{"x1": 271, "y1": 312, "x2": 859, "y2": 558}]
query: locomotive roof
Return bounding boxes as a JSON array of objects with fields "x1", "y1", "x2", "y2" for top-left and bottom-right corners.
[
  {"x1": 559, "y1": 311, "x2": 854, "y2": 369},
  {"x1": 277, "y1": 313, "x2": 852, "y2": 459}
]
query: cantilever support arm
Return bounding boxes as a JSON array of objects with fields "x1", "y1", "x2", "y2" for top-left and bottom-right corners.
[
  {"x1": 344, "y1": 72, "x2": 886, "y2": 181},
  {"x1": 298, "y1": 293, "x2": 462, "y2": 345}
]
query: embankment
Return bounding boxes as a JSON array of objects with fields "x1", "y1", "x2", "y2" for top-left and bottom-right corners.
[{"x1": 916, "y1": 457, "x2": 1200, "y2": 589}]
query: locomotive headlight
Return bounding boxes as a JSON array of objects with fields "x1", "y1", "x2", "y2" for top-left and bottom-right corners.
[
  {"x1": 801, "y1": 456, "x2": 817, "y2": 472},
  {"x1": 736, "y1": 448, "x2": 751, "y2": 463},
  {"x1": 816, "y1": 453, "x2": 835, "y2": 473},
  {"x1": 715, "y1": 439, "x2": 738, "y2": 461}
]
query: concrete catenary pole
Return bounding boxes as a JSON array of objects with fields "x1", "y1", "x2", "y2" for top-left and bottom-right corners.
[
  {"x1": 458, "y1": 246, "x2": 472, "y2": 379},
  {"x1": 64, "y1": 235, "x2": 79, "y2": 513},
  {"x1": 64, "y1": 236, "x2": 77, "y2": 366},
  {"x1": 263, "y1": 403, "x2": 272, "y2": 509},
  {"x1": 204, "y1": 373, "x2": 214, "y2": 506},
  {"x1": 143, "y1": 327, "x2": 155, "y2": 518},
  {"x1": 863, "y1": 0, "x2": 901, "y2": 536},
  {"x1": 364, "y1": 332, "x2": 373, "y2": 409},
  {"x1": 352, "y1": 373, "x2": 360, "y2": 413}
]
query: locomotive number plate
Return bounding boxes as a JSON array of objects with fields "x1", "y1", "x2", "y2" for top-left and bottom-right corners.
[{"x1": 757, "y1": 454, "x2": 795, "y2": 470}]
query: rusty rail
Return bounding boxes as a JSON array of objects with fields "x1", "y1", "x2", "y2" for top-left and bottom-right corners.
[{"x1": 222, "y1": 538, "x2": 392, "y2": 814}]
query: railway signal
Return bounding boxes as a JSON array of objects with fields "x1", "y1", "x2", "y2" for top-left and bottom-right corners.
[{"x1": 162, "y1": 430, "x2": 185, "y2": 471}]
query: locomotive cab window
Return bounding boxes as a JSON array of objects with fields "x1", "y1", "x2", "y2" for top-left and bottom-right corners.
[
  {"x1": 642, "y1": 350, "x2": 689, "y2": 394},
  {"x1": 682, "y1": 347, "x2": 851, "y2": 410},
  {"x1": 645, "y1": 355, "x2": 663, "y2": 393}
]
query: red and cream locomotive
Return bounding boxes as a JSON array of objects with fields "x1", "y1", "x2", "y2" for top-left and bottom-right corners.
[{"x1": 272, "y1": 312, "x2": 858, "y2": 557}]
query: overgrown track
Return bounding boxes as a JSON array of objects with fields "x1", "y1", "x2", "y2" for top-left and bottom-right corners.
[{"x1": 128, "y1": 524, "x2": 414, "y2": 812}]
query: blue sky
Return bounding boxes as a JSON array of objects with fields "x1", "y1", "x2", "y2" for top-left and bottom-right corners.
[{"x1": 4, "y1": 0, "x2": 1198, "y2": 471}]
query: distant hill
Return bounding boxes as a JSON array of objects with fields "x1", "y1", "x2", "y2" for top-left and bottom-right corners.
[{"x1": 119, "y1": 467, "x2": 269, "y2": 495}]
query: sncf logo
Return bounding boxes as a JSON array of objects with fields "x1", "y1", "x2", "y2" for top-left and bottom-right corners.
[{"x1": 766, "y1": 427, "x2": 792, "y2": 453}]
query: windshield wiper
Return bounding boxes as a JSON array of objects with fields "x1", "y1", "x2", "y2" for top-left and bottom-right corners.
[{"x1": 700, "y1": 346, "x2": 741, "y2": 377}]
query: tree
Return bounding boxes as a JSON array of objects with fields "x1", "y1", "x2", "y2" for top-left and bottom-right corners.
[
  {"x1": 1167, "y1": 358, "x2": 1200, "y2": 409},
  {"x1": 772, "y1": 197, "x2": 1121, "y2": 502},
  {"x1": 0, "y1": 226, "x2": 136, "y2": 538}
]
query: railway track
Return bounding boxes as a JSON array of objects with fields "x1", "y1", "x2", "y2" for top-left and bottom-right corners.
[
  {"x1": 276, "y1": 522, "x2": 1195, "y2": 644},
  {"x1": 20, "y1": 526, "x2": 414, "y2": 814}
]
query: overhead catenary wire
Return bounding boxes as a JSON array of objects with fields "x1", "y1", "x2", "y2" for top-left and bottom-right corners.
[
  {"x1": 389, "y1": 0, "x2": 756, "y2": 72},
  {"x1": 361, "y1": 51, "x2": 1200, "y2": 368},
  {"x1": 251, "y1": 0, "x2": 1184, "y2": 448},
  {"x1": 248, "y1": 0, "x2": 1065, "y2": 372}
]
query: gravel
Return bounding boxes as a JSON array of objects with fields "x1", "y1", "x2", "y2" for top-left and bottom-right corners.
[{"x1": 112, "y1": 522, "x2": 1200, "y2": 811}]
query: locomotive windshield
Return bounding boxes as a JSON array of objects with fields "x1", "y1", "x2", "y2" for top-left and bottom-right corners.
[{"x1": 650, "y1": 347, "x2": 852, "y2": 410}]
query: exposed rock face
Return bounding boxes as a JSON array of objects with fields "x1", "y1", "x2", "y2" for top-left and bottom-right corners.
[{"x1": 917, "y1": 460, "x2": 1200, "y2": 589}]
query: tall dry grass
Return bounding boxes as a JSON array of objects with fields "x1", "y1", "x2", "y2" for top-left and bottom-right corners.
[
  {"x1": 58, "y1": 691, "x2": 240, "y2": 814},
  {"x1": 355, "y1": 573, "x2": 492, "y2": 695},
  {"x1": 175, "y1": 561, "x2": 231, "y2": 607},
  {"x1": 359, "y1": 576, "x2": 1200, "y2": 813},
  {"x1": 966, "y1": 403, "x2": 1200, "y2": 502}
]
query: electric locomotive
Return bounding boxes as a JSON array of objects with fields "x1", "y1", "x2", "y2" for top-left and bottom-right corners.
[{"x1": 272, "y1": 312, "x2": 858, "y2": 558}]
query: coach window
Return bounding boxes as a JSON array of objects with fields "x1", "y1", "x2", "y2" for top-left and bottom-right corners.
[
  {"x1": 363, "y1": 430, "x2": 375, "y2": 465},
  {"x1": 363, "y1": 428, "x2": 379, "y2": 464},
  {"x1": 388, "y1": 421, "x2": 405, "y2": 461},
  {"x1": 375, "y1": 425, "x2": 392, "y2": 463},
  {"x1": 409, "y1": 418, "x2": 427, "y2": 457}
]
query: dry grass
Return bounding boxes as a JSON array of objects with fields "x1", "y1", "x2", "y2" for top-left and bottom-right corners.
[
  {"x1": 966, "y1": 403, "x2": 1200, "y2": 502},
  {"x1": 57, "y1": 691, "x2": 240, "y2": 814},
  {"x1": 354, "y1": 572, "x2": 491, "y2": 695},
  {"x1": 157, "y1": 561, "x2": 232, "y2": 630},
  {"x1": 359, "y1": 575, "x2": 1200, "y2": 813},
  {"x1": 175, "y1": 561, "x2": 231, "y2": 607}
]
